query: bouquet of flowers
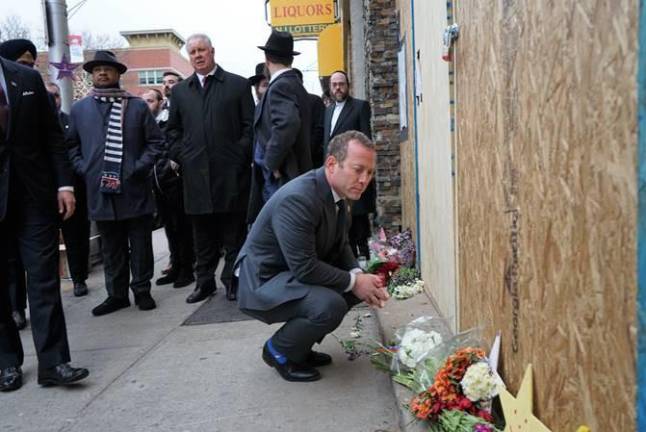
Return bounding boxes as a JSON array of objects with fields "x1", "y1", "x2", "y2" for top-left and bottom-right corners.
[
  {"x1": 369, "y1": 316, "x2": 452, "y2": 392},
  {"x1": 409, "y1": 347, "x2": 503, "y2": 431},
  {"x1": 388, "y1": 267, "x2": 424, "y2": 300},
  {"x1": 368, "y1": 228, "x2": 416, "y2": 267}
]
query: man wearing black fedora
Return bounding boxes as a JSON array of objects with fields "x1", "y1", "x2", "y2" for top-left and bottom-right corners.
[
  {"x1": 249, "y1": 62, "x2": 268, "y2": 104},
  {"x1": 247, "y1": 30, "x2": 313, "y2": 224},
  {"x1": 67, "y1": 50, "x2": 164, "y2": 316}
]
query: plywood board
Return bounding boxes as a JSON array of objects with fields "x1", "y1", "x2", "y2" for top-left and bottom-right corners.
[{"x1": 454, "y1": 0, "x2": 637, "y2": 430}]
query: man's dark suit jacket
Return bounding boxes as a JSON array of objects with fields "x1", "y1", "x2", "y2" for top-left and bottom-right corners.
[
  {"x1": 166, "y1": 66, "x2": 255, "y2": 215},
  {"x1": 0, "y1": 58, "x2": 72, "y2": 221},
  {"x1": 323, "y1": 96, "x2": 376, "y2": 215},
  {"x1": 309, "y1": 93, "x2": 325, "y2": 167},
  {"x1": 236, "y1": 167, "x2": 357, "y2": 314},
  {"x1": 248, "y1": 69, "x2": 313, "y2": 222}
]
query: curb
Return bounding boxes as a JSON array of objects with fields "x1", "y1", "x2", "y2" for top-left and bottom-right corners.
[{"x1": 374, "y1": 290, "x2": 444, "y2": 432}]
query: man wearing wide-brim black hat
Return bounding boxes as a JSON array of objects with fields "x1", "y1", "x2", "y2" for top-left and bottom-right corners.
[
  {"x1": 67, "y1": 50, "x2": 164, "y2": 317},
  {"x1": 248, "y1": 62, "x2": 268, "y2": 103},
  {"x1": 247, "y1": 29, "x2": 313, "y2": 224}
]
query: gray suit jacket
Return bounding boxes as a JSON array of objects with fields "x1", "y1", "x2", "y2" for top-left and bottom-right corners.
[{"x1": 236, "y1": 167, "x2": 358, "y2": 313}]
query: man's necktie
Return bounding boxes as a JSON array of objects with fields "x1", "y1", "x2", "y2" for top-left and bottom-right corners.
[
  {"x1": 0, "y1": 83, "x2": 8, "y2": 136},
  {"x1": 336, "y1": 200, "x2": 347, "y2": 239}
]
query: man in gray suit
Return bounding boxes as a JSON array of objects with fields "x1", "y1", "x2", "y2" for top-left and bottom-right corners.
[{"x1": 236, "y1": 130, "x2": 390, "y2": 382}]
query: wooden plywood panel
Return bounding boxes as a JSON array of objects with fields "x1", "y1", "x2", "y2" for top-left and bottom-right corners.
[
  {"x1": 455, "y1": 0, "x2": 637, "y2": 430},
  {"x1": 414, "y1": 0, "x2": 458, "y2": 328}
]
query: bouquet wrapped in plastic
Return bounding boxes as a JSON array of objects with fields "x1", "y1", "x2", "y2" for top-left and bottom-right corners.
[{"x1": 369, "y1": 316, "x2": 503, "y2": 431}]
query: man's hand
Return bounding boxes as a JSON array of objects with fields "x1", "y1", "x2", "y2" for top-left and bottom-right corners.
[
  {"x1": 352, "y1": 273, "x2": 390, "y2": 308},
  {"x1": 273, "y1": 170, "x2": 282, "y2": 179},
  {"x1": 170, "y1": 160, "x2": 180, "y2": 171},
  {"x1": 58, "y1": 191, "x2": 76, "y2": 220}
]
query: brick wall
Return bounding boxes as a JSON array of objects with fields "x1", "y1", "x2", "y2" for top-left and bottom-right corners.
[{"x1": 364, "y1": 0, "x2": 401, "y2": 230}]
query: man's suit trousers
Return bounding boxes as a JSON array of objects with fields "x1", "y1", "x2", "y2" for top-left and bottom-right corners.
[
  {"x1": 192, "y1": 212, "x2": 246, "y2": 290},
  {"x1": 155, "y1": 184, "x2": 194, "y2": 276},
  {"x1": 0, "y1": 194, "x2": 71, "y2": 369},
  {"x1": 242, "y1": 287, "x2": 361, "y2": 363},
  {"x1": 61, "y1": 183, "x2": 90, "y2": 284},
  {"x1": 96, "y1": 215, "x2": 154, "y2": 299},
  {"x1": 7, "y1": 245, "x2": 26, "y2": 313}
]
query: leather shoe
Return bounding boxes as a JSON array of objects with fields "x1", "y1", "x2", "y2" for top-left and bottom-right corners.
[
  {"x1": 74, "y1": 282, "x2": 88, "y2": 297},
  {"x1": 305, "y1": 350, "x2": 332, "y2": 367},
  {"x1": 134, "y1": 292, "x2": 157, "y2": 311},
  {"x1": 0, "y1": 366, "x2": 22, "y2": 392},
  {"x1": 38, "y1": 363, "x2": 89, "y2": 387},
  {"x1": 92, "y1": 297, "x2": 130, "y2": 316},
  {"x1": 155, "y1": 271, "x2": 177, "y2": 286},
  {"x1": 12, "y1": 310, "x2": 26, "y2": 330},
  {"x1": 262, "y1": 342, "x2": 321, "y2": 382},
  {"x1": 173, "y1": 272, "x2": 195, "y2": 289},
  {"x1": 186, "y1": 284, "x2": 215, "y2": 304}
]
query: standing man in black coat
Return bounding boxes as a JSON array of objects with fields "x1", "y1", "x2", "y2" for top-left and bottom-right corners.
[
  {"x1": 142, "y1": 87, "x2": 195, "y2": 289},
  {"x1": 247, "y1": 30, "x2": 313, "y2": 223},
  {"x1": 0, "y1": 38, "x2": 38, "y2": 331},
  {"x1": 166, "y1": 34, "x2": 254, "y2": 302},
  {"x1": 323, "y1": 70, "x2": 376, "y2": 259},
  {"x1": 293, "y1": 68, "x2": 326, "y2": 168},
  {"x1": 0, "y1": 56, "x2": 89, "y2": 391},
  {"x1": 47, "y1": 82, "x2": 91, "y2": 298},
  {"x1": 67, "y1": 51, "x2": 164, "y2": 316}
]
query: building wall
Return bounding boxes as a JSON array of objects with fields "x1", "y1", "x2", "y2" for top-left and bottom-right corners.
[
  {"x1": 364, "y1": 0, "x2": 401, "y2": 231},
  {"x1": 455, "y1": 0, "x2": 637, "y2": 429}
]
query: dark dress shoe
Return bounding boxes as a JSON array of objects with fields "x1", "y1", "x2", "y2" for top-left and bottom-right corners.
[
  {"x1": 305, "y1": 350, "x2": 332, "y2": 367},
  {"x1": 155, "y1": 272, "x2": 177, "y2": 286},
  {"x1": 91, "y1": 297, "x2": 130, "y2": 316},
  {"x1": 38, "y1": 363, "x2": 89, "y2": 387},
  {"x1": 186, "y1": 285, "x2": 215, "y2": 304},
  {"x1": 0, "y1": 366, "x2": 23, "y2": 392},
  {"x1": 12, "y1": 310, "x2": 26, "y2": 330},
  {"x1": 262, "y1": 342, "x2": 321, "y2": 382},
  {"x1": 73, "y1": 281, "x2": 89, "y2": 297},
  {"x1": 134, "y1": 292, "x2": 157, "y2": 311},
  {"x1": 173, "y1": 272, "x2": 195, "y2": 288}
]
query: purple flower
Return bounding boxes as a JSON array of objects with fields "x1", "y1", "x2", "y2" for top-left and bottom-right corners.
[{"x1": 474, "y1": 425, "x2": 492, "y2": 432}]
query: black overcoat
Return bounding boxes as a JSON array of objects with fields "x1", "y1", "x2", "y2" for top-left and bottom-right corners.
[
  {"x1": 166, "y1": 66, "x2": 255, "y2": 215},
  {"x1": 67, "y1": 96, "x2": 164, "y2": 221},
  {"x1": 247, "y1": 69, "x2": 312, "y2": 222}
]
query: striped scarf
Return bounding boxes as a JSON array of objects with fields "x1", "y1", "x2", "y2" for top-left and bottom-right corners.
[{"x1": 90, "y1": 87, "x2": 133, "y2": 194}]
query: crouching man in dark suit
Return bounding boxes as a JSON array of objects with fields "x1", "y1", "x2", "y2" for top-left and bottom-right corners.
[
  {"x1": 0, "y1": 56, "x2": 89, "y2": 391},
  {"x1": 235, "y1": 130, "x2": 390, "y2": 382}
]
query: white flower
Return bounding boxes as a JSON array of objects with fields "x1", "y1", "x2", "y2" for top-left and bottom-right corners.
[
  {"x1": 460, "y1": 362, "x2": 503, "y2": 402},
  {"x1": 350, "y1": 331, "x2": 361, "y2": 339},
  {"x1": 391, "y1": 279, "x2": 424, "y2": 299},
  {"x1": 398, "y1": 328, "x2": 443, "y2": 368}
]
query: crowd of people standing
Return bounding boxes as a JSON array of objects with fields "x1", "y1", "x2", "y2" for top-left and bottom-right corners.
[{"x1": 0, "y1": 28, "x2": 383, "y2": 392}]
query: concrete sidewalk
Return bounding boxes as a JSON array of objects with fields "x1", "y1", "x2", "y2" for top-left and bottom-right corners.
[{"x1": 1, "y1": 230, "x2": 401, "y2": 432}]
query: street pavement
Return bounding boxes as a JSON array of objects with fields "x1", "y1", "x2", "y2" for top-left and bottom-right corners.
[{"x1": 0, "y1": 229, "x2": 401, "y2": 432}]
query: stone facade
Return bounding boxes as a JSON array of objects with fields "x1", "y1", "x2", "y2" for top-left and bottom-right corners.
[{"x1": 364, "y1": 0, "x2": 401, "y2": 230}]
